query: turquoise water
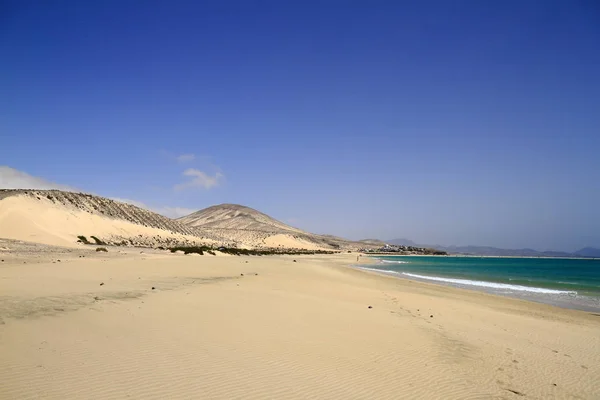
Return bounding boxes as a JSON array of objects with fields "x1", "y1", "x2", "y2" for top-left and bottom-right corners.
[{"x1": 361, "y1": 256, "x2": 600, "y2": 312}]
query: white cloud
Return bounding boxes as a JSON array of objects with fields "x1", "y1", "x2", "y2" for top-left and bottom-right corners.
[
  {"x1": 176, "y1": 154, "x2": 195, "y2": 163},
  {"x1": 174, "y1": 168, "x2": 224, "y2": 191},
  {"x1": 0, "y1": 166, "x2": 78, "y2": 191}
]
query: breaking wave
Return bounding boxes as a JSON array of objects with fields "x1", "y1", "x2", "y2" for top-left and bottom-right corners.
[{"x1": 401, "y1": 273, "x2": 577, "y2": 295}]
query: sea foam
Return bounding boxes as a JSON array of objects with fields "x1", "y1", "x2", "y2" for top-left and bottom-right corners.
[
  {"x1": 378, "y1": 259, "x2": 409, "y2": 264},
  {"x1": 401, "y1": 273, "x2": 577, "y2": 295},
  {"x1": 359, "y1": 266, "x2": 400, "y2": 274}
]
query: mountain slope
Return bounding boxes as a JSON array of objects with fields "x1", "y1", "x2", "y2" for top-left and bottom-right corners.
[
  {"x1": 0, "y1": 191, "x2": 368, "y2": 251},
  {"x1": 177, "y1": 204, "x2": 374, "y2": 250},
  {"x1": 177, "y1": 204, "x2": 304, "y2": 233},
  {"x1": 386, "y1": 238, "x2": 419, "y2": 247},
  {"x1": 386, "y1": 237, "x2": 598, "y2": 258},
  {"x1": 573, "y1": 247, "x2": 600, "y2": 258}
]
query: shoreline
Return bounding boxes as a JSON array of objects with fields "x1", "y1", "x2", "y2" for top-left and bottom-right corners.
[
  {"x1": 364, "y1": 253, "x2": 600, "y2": 260},
  {"x1": 359, "y1": 256, "x2": 600, "y2": 313},
  {"x1": 354, "y1": 264, "x2": 600, "y2": 314}
]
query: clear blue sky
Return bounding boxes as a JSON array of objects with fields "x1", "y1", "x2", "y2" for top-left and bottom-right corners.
[{"x1": 1, "y1": 1, "x2": 599, "y2": 251}]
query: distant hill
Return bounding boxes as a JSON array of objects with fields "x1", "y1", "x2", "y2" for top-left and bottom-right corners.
[
  {"x1": 386, "y1": 238, "x2": 419, "y2": 247},
  {"x1": 439, "y1": 246, "x2": 574, "y2": 258},
  {"x1": 573, "y1": 247, "x2": 600, "y2": 258},
  {"x1": 358, "y1": 238, "x2": 387, "y2": 247},
  {"x1": 385, "y1": 238, "x2": 599, "y2": 258}
]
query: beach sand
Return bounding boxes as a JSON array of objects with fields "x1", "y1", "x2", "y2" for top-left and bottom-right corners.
[{"x1": 1, "y1": 244, "x2": 599, "y2": 399}]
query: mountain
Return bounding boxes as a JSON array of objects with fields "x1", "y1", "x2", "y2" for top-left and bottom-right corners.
[
  {"x1": 573, "y1": 247, "x2": 600, "y2": 258},
  {"x1": 386, "y1": 238, "x2": 419, "y2": 247},
  {"x1": 385, "y1": 238, "x2": 598, "y2": 258},
  {"x1": 0, "y1": 190, "x2": 371, "y2": 251},
  {"x1": 177, "y1": 204, "x2": 304, "y2": 233},
  {"x1": 439, "y1": 246, "x2": 573, "y2": 258},
  {"x1": 358, "y1": 239, "x2": 387, "y2": 247},
  {"x1": 176, "y1": 203, "x2": 369, "y2": 250}
]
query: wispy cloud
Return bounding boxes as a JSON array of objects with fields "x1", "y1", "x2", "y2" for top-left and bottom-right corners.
[
  {"x1": 176, "y1": 153, "x2": 195, "y2": 163},
  {"x1": 174, "y1": 168, "x2": 224, "y2": 191},
  {"x1": 0, "y1": 166, "x2": 79, "y2": 192}
]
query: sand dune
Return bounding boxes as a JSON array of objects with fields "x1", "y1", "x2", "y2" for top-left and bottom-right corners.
[
  {"x1": 0, "y1": 190, "x2": 215, "y2": 248},
  {"x1": 0, "y1": 243, "x2": 598, "y2": 399},
  {"x1": 0, "y1": 190, "x2": 375, "y2": 250}
]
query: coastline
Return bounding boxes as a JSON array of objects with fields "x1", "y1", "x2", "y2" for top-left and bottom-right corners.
[
  {"x1": 1, "y1": 246, "x2": 599, "y2": 399},
  {"x1": 365, "y1": 252, "x2": 599, "y2": 260},
  {"x1": 359, "y1": 255, "x2": 600, "y2": 313}
]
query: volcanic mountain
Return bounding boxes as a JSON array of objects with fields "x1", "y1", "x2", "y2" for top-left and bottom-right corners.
[
  {"x1": 176, "y1": 203, "x2": 363, "y2": 250},
  {"x1": 177, "y1": 204, "x2": 303, "y2": 232}
]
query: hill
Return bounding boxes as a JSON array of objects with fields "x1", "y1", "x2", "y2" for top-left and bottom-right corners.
[
  {"x1": 386, "y1": 238, "x2": 598, "y2": 258},
  {"x1": 386, "y1": 238, "x2": 419, "y2": 247},
  {"x1": 176, "y1": 203, "x2": 368, "y2": 250},
  {"x1": 177, "y1": 204, "x2": 304, "y2": 233},
  {"x1": 0, "y1": 190, "x2": 373, "y2": 251},
  {"x1": 573, "y1": 247, "x2": 600, "y2": 258}
]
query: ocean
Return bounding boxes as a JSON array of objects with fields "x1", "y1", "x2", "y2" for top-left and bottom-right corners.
[{"x1": 359, "y1": 256, "x2": 600, "y2": 312}]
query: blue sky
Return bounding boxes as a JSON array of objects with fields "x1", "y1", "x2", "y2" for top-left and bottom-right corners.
[{"x1": 1, "y1": 1, "x2": 599, "y2": 251}]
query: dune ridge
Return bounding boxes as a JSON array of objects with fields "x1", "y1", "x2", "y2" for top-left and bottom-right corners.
[
  {"x1": 0, "y1": 190, "x2": 215, "y2": 248},
  {"x1": 0, "y1": 190, "x2": 375, "y2": 250}
]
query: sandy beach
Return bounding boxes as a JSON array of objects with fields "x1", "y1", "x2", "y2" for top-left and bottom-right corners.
[{"x1": 1, "y1": 243, "x2": 599, "y2": 399}]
